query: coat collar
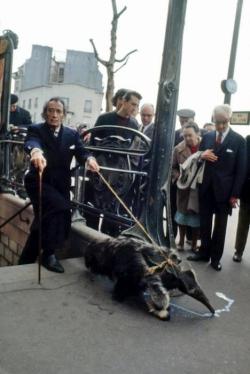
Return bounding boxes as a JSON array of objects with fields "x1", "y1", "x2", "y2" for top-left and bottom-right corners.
[
  {"x1": 40, "y1": 122, "x2": 64, "y2": 149},
  {"x1": 176, "y1": 140, "x2": 186, "y2": 153},
  {"x1": 175, "y1": 139, "x2": 200, "y2": 153},
  {"x1": 214, "y1": 128, "x2": 233, "y2": 154}
]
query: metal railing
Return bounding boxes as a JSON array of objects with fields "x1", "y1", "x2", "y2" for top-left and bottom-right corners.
[
  {"x1": 0, "y1": 135, "x2": 28, "y2": 197},
  {"x1": 0, "y1": 127, "x2": 152, "y2": 236}
]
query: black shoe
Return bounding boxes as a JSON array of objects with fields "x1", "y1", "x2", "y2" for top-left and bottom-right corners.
[
  {"x1": 210, "y1": 261, "x2": 222, "y2": 271},
  {"x1": 42, "y1": 254, "x2": 64, "y2": 273},
  {"x1": 187, "y1": 253, "x2": 210, "y2": 262},
  {"x1": 233, "y1": 252, "x2": 242, "y2": 263}
]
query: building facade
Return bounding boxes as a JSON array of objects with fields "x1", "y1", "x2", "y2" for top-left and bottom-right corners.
[{"x1": 13, "y1": 45, "x2": 103, "y2": 127}]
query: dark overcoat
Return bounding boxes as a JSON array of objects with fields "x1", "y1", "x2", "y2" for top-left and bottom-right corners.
[
  {"x1": 24, "y1": 122, "x2": 90, "y2": 250},
  {"x1": 199, "y1": 129, "x2": 246, "y2": 203}
]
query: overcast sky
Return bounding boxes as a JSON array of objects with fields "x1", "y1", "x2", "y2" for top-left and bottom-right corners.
[{"x1": 1, "y1": 0, "x2": 249, "y2": 134}]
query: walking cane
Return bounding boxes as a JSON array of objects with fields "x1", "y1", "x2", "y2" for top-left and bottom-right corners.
[{"x1": 38, "y1": 170, "x2": 43, "y2": 284}]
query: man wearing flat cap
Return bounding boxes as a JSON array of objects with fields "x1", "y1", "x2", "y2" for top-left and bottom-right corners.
[
  {"x1": 174, "y1": 108, "x2": 196, "y2": 146},
  {"x1": 10, "y1": 94, "x2": 32, "y2": 127}
]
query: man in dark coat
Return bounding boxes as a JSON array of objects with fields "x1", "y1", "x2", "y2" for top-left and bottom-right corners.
[
  {"x1": 188, "y1": 104, "x2": 246, "y2": 271},
  {"x1": 10, "y1": 94, "x2": 32, "y2": 126},
  {"x1": 139, "y1": 103, "x2": 155, "y2": 140},
  {"x1": 233, "y1": 135, "x2": 250, "y2": 262},
  {"x1": 94, "y1": 90, "x2": 141, "y2": 139},
  {"x1": 19, "y1": 97, "x2": 99, "y2": 273}
]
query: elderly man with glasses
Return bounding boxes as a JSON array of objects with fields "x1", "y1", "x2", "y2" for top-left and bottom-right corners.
[{"x1": 187, "y1": 104, "x2": 246, "y2": 271}]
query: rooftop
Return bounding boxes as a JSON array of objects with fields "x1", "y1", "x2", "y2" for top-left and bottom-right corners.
[{"x1": 15, "y1": 44, "x2": 103, "y2": 93}]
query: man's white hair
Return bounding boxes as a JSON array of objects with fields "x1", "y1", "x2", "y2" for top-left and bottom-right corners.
[
  {"x1": 213, "y1": 104, "x2": 232, "y2": 120},
  {"x1": 140, "y1": 103, "x2": 155, "y2": 113}
]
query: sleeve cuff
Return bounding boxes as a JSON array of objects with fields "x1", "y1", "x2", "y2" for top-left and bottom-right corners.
[{"x1": 30, "y1": 148, "x2": 43, "y2": 156}]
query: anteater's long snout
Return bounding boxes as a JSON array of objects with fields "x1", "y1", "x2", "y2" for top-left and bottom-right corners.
[{"x1": 190, "y1": 287, "x2": 215, "y2": 314}]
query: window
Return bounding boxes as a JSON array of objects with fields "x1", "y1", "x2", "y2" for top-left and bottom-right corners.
[
  {"x1": 28, "y1": 98, "x2": 32, "y2": 110},
  {"x1": 22, "y1": 100, "x2": 26, "y2": 109},
  {"x1": 59, "y1": 97, "x2": 69, "y2": 111},
  {"x1": 58, "y1": 67, "x2": 64, "y2": 83},
  {"x1": 33, "y1": 113, "x2": 36, "y2": 122},
  {"x1": 34, "y1": 97, "x2": 38, "y2": 108},
  {"x1": 84, "y1": 100, "x2": 92, "y2": 113}
]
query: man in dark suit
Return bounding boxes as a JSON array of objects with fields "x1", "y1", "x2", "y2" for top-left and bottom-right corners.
[
  {"x1": 188, "y1": 104, "x2": 246, "y2": 271},
  {"x1": 10, "y1": 94, "x2": 32, "y2": 126},
  {"x1": 19, "y1": 97, "x2": 99, "y2": 273},
  {"x1": 233, "y1": 135, "x2": 250, "y2": 262},
  {"x1": 139, "y1": 103, "x2": 155, "y2": 140}
]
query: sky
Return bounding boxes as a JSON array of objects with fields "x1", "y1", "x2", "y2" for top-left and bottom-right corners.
[{"x1": 1, "y1": 0, "x2": 250, "y2": 135}]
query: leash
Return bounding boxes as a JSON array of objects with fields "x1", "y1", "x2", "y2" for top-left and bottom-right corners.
[
  {"x1": 96, "y1": 170, "x2": 178, "y2": 276},
  {"x1": 97, "y1": 170, "x2": 154, "y2": 244},
  {"x1": 38, "y1": 170, "x2": 43, "y2": 284}
]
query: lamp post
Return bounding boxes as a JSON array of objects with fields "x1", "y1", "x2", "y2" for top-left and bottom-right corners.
[
  {"x1": 222, "y1": 0, "x2": 244, "y2": 104},
  {"x1": 143, "y1": 0, "x2": 188, "y2": 245}
]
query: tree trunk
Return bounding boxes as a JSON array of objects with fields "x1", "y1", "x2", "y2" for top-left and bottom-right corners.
[
  {"x1": 105, "y1": 68, "x2": 114, "y2": 112},
  {"x1": 90, "y1": 0, "x2": 137, "y2": 112}
]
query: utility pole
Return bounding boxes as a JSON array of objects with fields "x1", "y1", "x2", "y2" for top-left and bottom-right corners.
[
  {"x1": 143, "y1": 0, "x2": 187, "y2": 246},
  {"x1": 222, "y1": 0, "x2": 244, "y2": 104}
]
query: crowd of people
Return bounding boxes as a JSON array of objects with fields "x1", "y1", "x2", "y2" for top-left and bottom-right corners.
[
  {"x1": 8, "y1": 89, "x2": 249, "y2": 274},
  {"x1": 172, "y1": 105, "x2": 248, "y2": 272}
]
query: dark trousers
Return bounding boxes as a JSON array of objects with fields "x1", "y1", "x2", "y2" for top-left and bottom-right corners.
[
  {"x1": 170, "y1": 183, "x2": 178, "y2": 238},
  {"x1": 199, "y1": 187, "x2": 229, "y2": 263},
  {"x1": 19, "y1": 210, "x2": 71, "y2": 264},
  {"x1": 19, "y1": 173, "x2": 71, "y2": 264},
  {"x1": 19, "y1": 229, "x2": 50, "y2": 264},
  {"x1": 235, "y1": 200, "x2": 250, "y2": 255}
]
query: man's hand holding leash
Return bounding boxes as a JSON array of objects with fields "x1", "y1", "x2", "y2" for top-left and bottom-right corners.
[{"x1": 86, "y1": 157, "x2": 100, "y2": 173}]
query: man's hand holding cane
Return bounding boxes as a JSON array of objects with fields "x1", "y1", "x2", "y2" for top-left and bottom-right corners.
[{"x1": 30, "y1": 148, "x2": 47, "y2": 172}]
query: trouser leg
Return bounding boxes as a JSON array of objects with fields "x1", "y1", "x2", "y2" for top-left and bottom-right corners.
[
  {"x1": 178, "y1": 225, "x2": 186, "y2": 247},
  {"x1": 199, "y1": 192, "x2": 214, "y2": 258},
  {"x1": 211, "y1": 211, "x2": 228, "y2": 263},
  {"x1": 19, "y1": 228, "x2": 39, "y2": 264},
  {"x1": 191, "y1": 227, "x2": 200, "y2": 250},
  {"x1": 170, "y1": 184, "x2": 178, "y2": 238},
  {"x1": 186, "y1": 226, "x2": 192, "y2": 241},
  {"x1": 235, "y1": 201, "x2": 250, "y2": 255}
]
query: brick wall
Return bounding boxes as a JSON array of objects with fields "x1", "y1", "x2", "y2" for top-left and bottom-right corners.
[
  {"x1": 0, "y1": 194, "x2": 33, "y2": 267},
  {"x1": 0, "y1": 194, "x2": 77, "y2": 267}
]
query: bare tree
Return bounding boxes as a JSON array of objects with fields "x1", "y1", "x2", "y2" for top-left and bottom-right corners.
[{"x1": 90, "y1": 0, "x2": 137, "y2": 112}]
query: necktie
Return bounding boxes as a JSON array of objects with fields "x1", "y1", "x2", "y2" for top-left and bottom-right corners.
[
  {"x1": 216, "y1": 132, "x2": 223, "y2": 144},
  {"x1": 54, "y1": 129, "x2": 59, "y2": 137},
  {"x1": 49, "y1": 126, "x2": 60, "y2": 137}
]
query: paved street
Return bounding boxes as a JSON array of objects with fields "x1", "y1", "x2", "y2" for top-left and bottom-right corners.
[{"x1": 0, "y1": 208, "x2": 249, "y2": 374}]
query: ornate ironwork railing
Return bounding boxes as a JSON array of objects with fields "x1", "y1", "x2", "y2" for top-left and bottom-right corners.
[{"x1": 0, "y1": 126, "x2": 154, "y2": 237}]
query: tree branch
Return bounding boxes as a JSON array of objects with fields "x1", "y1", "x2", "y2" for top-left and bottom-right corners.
[
  {"x1": 111, "y1": 0, "x2": 127, "y2": 19},
  {"x1": 89, "y1": 38, "x2": 108, "y2": 67},
  {"x1": 115, "y1": 49, "x2": 137, "y2": 63},
  {"x1": 114, "y1": 59, "x2": 129, "y2": 74},
  {"x1": 116, "y1": 6, "x2": 127, "y2": 19}
]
